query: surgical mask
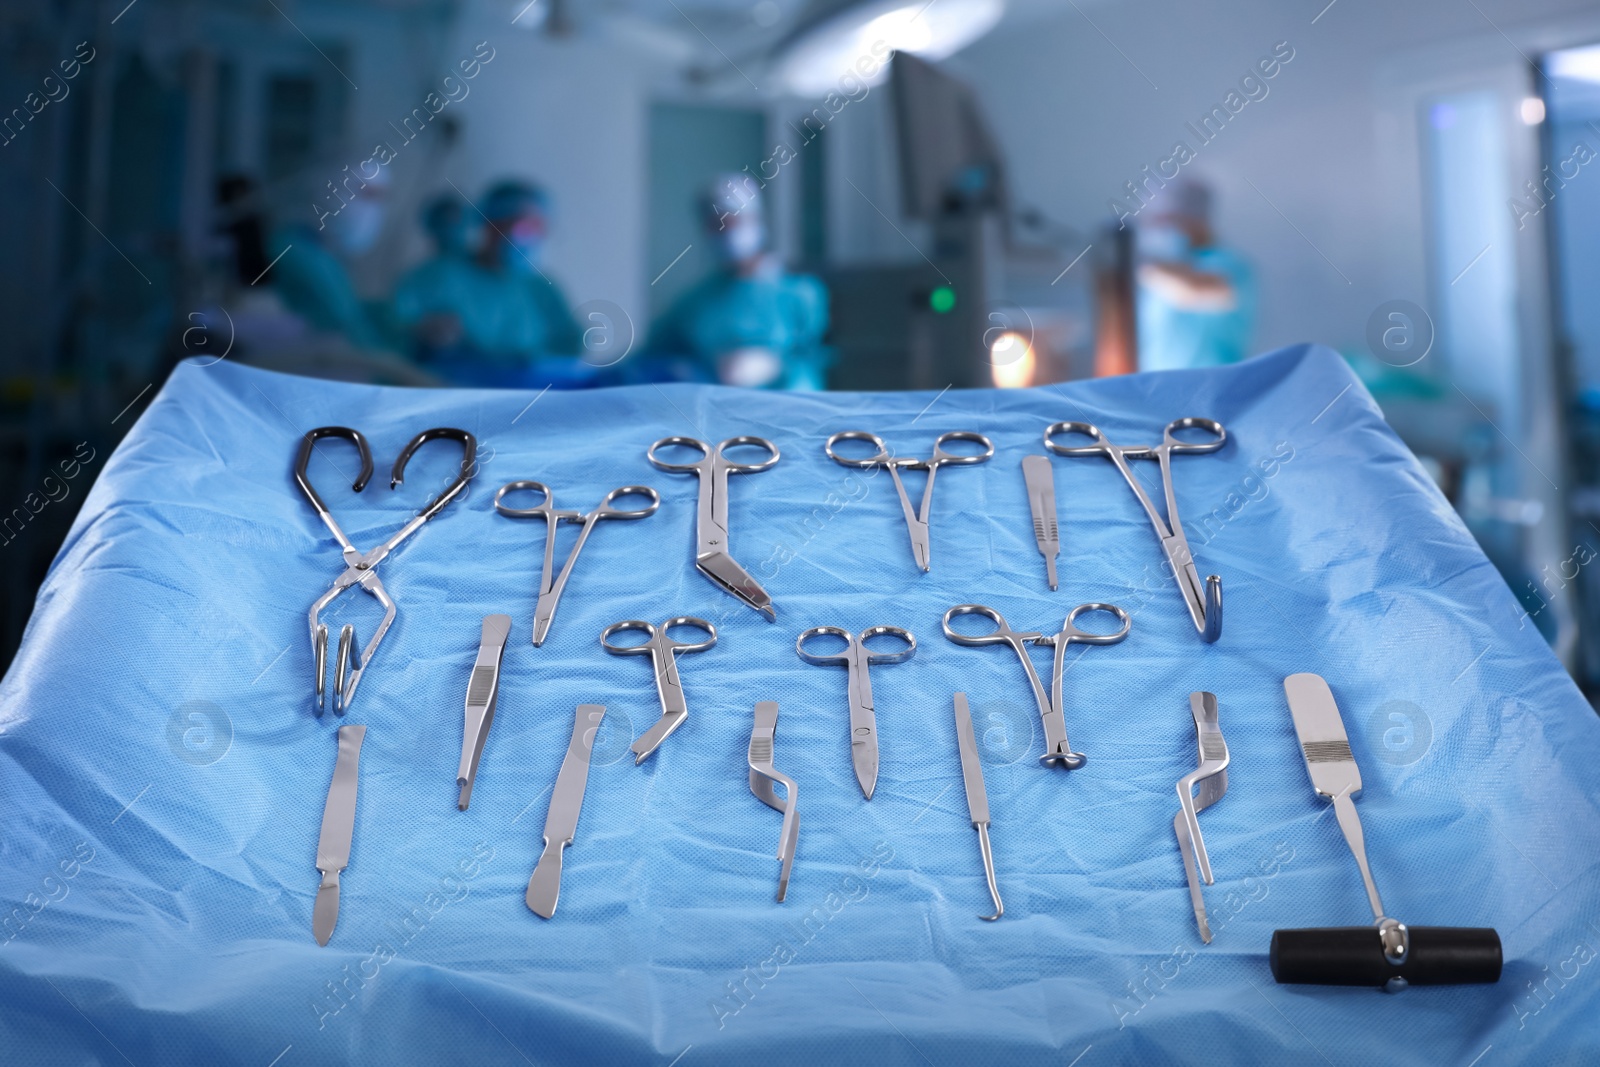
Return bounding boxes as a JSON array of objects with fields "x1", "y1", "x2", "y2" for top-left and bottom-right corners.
[
  {"x1": 330, "y1": 198, "x2": 384, "y2": 255},
  {"x1": 716, "y1": 218, "x2": 765, "y2": 263},
  {"x1": 1138, "y1": 223, "x2": 1189, "y2": 262}
]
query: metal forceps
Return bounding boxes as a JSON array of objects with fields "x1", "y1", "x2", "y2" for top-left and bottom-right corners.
[
  {"x1": 1174, "y1": 691, "x2": 1229, "y2": 943},
  {"x1": 295, "y1": 426, "x2": 476, "y2": 716},
  {"x1": 495, "y1": 481, "x2": 661, "y2": 646},
  {"x1": 1044, "y1": 417, "x2": 1226, "y2": 642},
  {"x1": 748, "y1": 700, "x2": 799, "y2": 902},
  {"x1": 647, "y1": 436, "x2": 780, "y2": 620},
  {"x1": 796, "y1": 625, "x2": 916, "y2": 800},
  {"x1": 600, "y1": 616, "x2": 718, "y2": 763},
  {"x1": 824, "y1": 430, "x2": 994, "y2": 572},
  {"x1": 941, "y1": 602, "x2": 1130, "y2": 768}
]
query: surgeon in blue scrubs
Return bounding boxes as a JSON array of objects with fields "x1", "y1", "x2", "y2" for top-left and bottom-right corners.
[
  {"x1": 1136, "y1": 178, "x2": 1256, "y2": 372},
  {"x1": 266, "y1": 170, "x2": 391, "y2": 352},
  {"x1": 460, "y1": 179, "x2": 582, "y2": 365},
  {"x1": 391, "y1": 194, "x2": 479, "y2": 361},
  {"x1": 648, "y1": 174, "x2": 831, "y2": 390}
]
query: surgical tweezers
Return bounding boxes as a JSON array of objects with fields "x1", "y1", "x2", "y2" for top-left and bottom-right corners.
[
  {"x1": 295, "y1": 426, "x2": 476, "y2": 717},
  {"x1": 457, "y1": 614, "x2": 510, "y2": 810},
  {"x1": 1044, "y1": 417, "x2": 1226, "y2": 642},
  {"x1": 495, "y1": 481, "x2": 661, "y2": 646},
  {"x1": 600, "y1": 616, "x2": 717, "y2": 763},
  {"x1": 647, "y1": 436, "x2": 779, "y2": 620},
  {"x1": 748, "y1": 700, "x2": 798, "y2": 902},
  {"x1": 824, "y1": 430, "x2": 994, "y2": 572},
  {"x1": 941, "y1": 602, "x2": 1130, "y2": 768},
  {"x1": 1174, "y1": 691, "x2": 1228, "y2": 943},
  {"x1": 796, "y1": 625, "x2": 916, "y2": 800}
]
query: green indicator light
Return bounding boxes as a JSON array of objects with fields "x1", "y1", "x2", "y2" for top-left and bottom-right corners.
[{"x1": 929, "y1": 286, "x2": 956, "y2": 314}]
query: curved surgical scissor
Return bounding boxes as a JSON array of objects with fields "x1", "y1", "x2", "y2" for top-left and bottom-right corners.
[
  {"x1": 796, "y1": 625, "x2": 916, "y2": 799},
  {"x1": 601, "y1": 616, "x2": 718, "y2": 763}
]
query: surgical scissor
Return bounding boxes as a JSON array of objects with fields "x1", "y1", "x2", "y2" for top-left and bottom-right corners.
[
  {"x1": 647, "y1": 436, "x2": 780, "y2": 620},
  {"x1": 600, "y1": 616, "x2": 718, "y2": 763},
  {"x1": 1044, "y1": 417, "x2": 1226, "y2": 642},
  {"x1": 796, "y1": 625, "x2": 916, "y2": 800},
  {"x1": 295, "y1": 425, "x2": 476, "y2": 717},
  {"x1": 824, "y1": 430, "x2": 994, "y2": 572},
  {"x1": 941, "y1": 602, "x2": 1130, "y2": 768},
  {"x1": 495, "y1": 481, "x2": 661, "y2": 646}
]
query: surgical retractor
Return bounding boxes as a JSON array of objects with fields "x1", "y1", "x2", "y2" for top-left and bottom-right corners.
[
  {"x1": 747, "y1": 700, "x2": 799, "y2": 902},
  {"x1": 1173, "y1": 692, "x2": 1228, "y2": 943}
]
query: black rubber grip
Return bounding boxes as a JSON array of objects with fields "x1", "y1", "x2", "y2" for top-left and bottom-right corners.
[{"x1": 1271, "y1": 926, "x2": 1502, "y2": 986}]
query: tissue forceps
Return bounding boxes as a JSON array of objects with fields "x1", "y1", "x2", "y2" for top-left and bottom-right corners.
[
  {"x1": 295, "y1": 426, "x2": 476, "y2": 716},
  {"x1": 601, "y1": 616, "x2": 718, "y2": 763},
  {"x1": 1174, "y1": 691, "x2": 1229, "y2": 943},
  {"x1": 824, "y1": 431, "x2": 994, "y2": 572},
  {"x1": 748, "y1": 701, "x2": 798, "y2": 901},
  {"x1": 495, "y1": 481, "x2": 661, "y2": 646},
  {"x1": 647, "y1": 436, "x2": 780, "y2": 620},
  {"x1": 796, "y1": 625, "x2": 916, "y2": 800},
  {"x1": 1044, "y1": 418, "x2": 1226, "y2": 642},
  {"x1": 941, "y1": 602, "x2": 1130, "y2": 768}
]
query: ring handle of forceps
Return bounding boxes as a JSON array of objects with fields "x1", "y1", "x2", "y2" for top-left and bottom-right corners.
[
  {"x1": 648, "y1": 436, "x2": 780, "y2": 473},
  {"x1": 595, "y1": 485, "x2": 662, "y2": 519},
  {"x1": 391, "y1": 427, "x2": 477, "y2": 522},
  {"x1": 796, "y1": 625, "x2": 917, "y2": 665},
  {"x1": 295, "y1": 427, "x2": 376, "y2": 513},
  {"x1": 940, "y1": 604, "x2": 1036, "y2": 646},
  {"x1": 1042, "y1": 421, "x2": 1140, "y2": 458},
  {"x1": 600, "y1": 617, "x2": 718, "y2": 655},
  {"x1": 824, "y1": 430, "x2": 893, "y2": 469},
  {"x1": 493, "y1": 480, "x2": 567, "y2": 519},
  {"x1": 1061, "y1": 602, "x2": 1133, "y2": 644},
  {"x1": 929, "y1": 431, "x2": 995, "y2": 466},
  {"x1": 1161, "y1": 417, "x2": 1227, "y2": 453}
]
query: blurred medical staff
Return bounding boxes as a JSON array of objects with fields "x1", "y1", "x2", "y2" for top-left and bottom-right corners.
[
  {"x1": 1135, "y1": 178, "x2": 1256, "y2": 372},
  {"x1": 391, "y1": 194, "x2": 479, "y2": 360},
  {"x1": 459, "y1": 179, "x2": 582, "y2": 364},
  {"x1": 266, "y1": 169, "x2": 391, "y2": 352},
  {"x1": 647, "y1": 174, "x2": 831, "y2": 389}
]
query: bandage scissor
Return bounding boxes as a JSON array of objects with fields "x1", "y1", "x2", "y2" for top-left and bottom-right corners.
[
  {"x1": 796, "y1": 625, "x2": 916, "y2": 799},
  {"x1": 1044, "y1": 417, "x2": 1226, "y2": 642},
  {"x1": 824, "y1": 431, "x2": 994, "y2": 572},
  {"x1": 295, "y1": 426, "x2": 475, "y2": 717},
  {"x1": 495, "y1": 481, "x2": 661, "y2": 646},
  {"x1": 941, "y1": 602, "x2": 1130, "y2": 768},
  {"x1": 601, "y1": 616, "x2": 718, "y2": 763},
  {"x1": 647, "y1": 436, "x2": 779, "y2": 620}
]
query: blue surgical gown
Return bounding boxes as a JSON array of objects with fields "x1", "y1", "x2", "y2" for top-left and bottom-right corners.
[
  {"x1": 1137, "y1": 245, "x2": 1256, "y2": 372},
  {"x1": 266, "y1": 226, "x2": 387, "y2": 352},
  {"x1": 647, "y1": 266, "x2": 831, "y2": 389}
]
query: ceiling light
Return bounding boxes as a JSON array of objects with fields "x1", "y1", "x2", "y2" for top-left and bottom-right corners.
[{"x1": 772, "y1": 0, "x2": 1004, "y2": 97}]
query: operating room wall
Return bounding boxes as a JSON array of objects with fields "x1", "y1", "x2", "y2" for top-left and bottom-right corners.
[{"x1": 938, "y1": 0, "x2": 1599, "y2": 357}]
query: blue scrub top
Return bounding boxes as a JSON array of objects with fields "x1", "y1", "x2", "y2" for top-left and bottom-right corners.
[
  {"x1": 266, "y1": 226, "x2": 387, "y2": 352},
  {"x1": 648, "y1": 265, "x2": 831, "y2": 389},
  {"x1": 1137, "y1": 245, "x2": 1256, "y2": 372},
  {"x1": 394, "y1": 259, "x2": 581, "y2": 367}
]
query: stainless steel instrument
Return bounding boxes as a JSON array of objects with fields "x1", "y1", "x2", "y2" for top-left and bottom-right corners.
[
  {"x1": 314, "y1": 724, "x2": 365, "y2": 946},
  {"x1": 1044, "y1": 417, "x2": 1225, "y2": 642},
  {"x1": 600, "y1": 616, "x2": 718, "y2": 763},
  {"x1": 294, "y1": 426, "x2": 476, "y2": 716},
  {"x1": 494, "y1": 481, "x2": 660, "y2": 646},
  {"x1": 824, "y1": 430, "x2": 994, "y2": 572},
  {"x1": 457, "y1": 614, "x2": 510, "y2": 810},
  {"x1": 747, "y1": 700, "x2": 799, "y2": 902},
  {"x1": 527, "y1": 704, "x2": 605, "y2": 919},
  {"x1": 953, "y1": 693, "x2": 1002, "y2": 921},
  {"x1": 941, "y1": 602, "x2": 1131, "y2": 768},
  {"x1": 1173, "y1": 692, "x2": 1228, "y2": 943},
  {"x1": 1022, "y1": 455, "x2": 1059, "y2": 591},
  {"x1": 795, "y1": 625, "x2": 916, "y2": 800},
  {"x1": 647, "y1": 436, "x2": 779, "y2": 620},
  {"x1": 1272, "y1": 673, "x2": 1502, "y2": 989}
]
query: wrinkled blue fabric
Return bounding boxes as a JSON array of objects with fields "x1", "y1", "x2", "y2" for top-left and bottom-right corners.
[{"x1": 2, "y1": 344, "x2": 1598, "y2": 1066}]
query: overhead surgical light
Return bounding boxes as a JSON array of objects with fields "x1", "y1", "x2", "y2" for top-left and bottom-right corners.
[
  {"x1": 1548, "y1": 44, "x2": 1600, "y2": 85},
  {"x1": 772, "y1": 0, "x2": 1005, "y2": 97}
]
